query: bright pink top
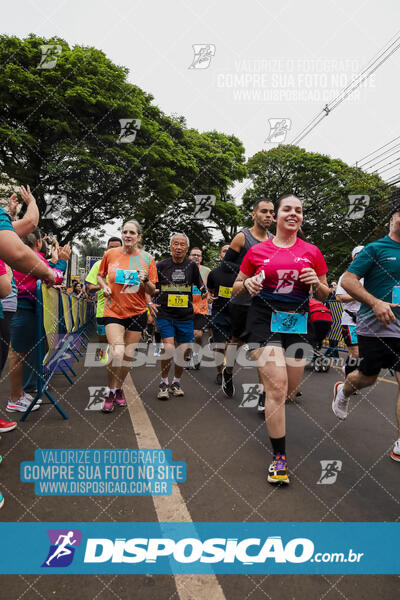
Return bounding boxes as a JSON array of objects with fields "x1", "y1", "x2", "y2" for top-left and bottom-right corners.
[
  {"x1": 0, "y1": 259, "x2": 6, "y2": 277},
  {"x1": 240, "y1": 237, "x2": 328, "y2": 304},
  {"x1": 14, "y1": 251, "x2": 64, "y2": 303}
]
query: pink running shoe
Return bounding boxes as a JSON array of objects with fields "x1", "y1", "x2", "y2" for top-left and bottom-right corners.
[
  {"x1": 115, "y1": 389, "x2": 127, "y2": 407},
  {"x1": 102, "y1": 391, "x2": 116, "y2": 413}
]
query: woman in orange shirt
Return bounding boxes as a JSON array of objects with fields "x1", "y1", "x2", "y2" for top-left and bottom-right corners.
[{"x1": 97, "y1": 220, "x2": 157, "y2": 412}]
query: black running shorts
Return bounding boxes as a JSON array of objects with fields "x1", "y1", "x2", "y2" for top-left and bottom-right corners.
[
  {"x1": 229, "y1": 304, "x2": 250, "y2": 340},
  {"x1": 246, "y1": 298, "x2": 311, "y2": 353},
  {"x1": 103, "y1": 312, "x2": 148, "y2": 332},
  {"x1": 193, "y1": 314, "x2": 209, "y2": 332},
  {"x1": 358, "y1": 335, "x2": 400, "y2": 376}
]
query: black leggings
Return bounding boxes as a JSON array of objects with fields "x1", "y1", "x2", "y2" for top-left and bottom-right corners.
[{"x1": 0, "y1": 311, "x2": 14, "y2": 376}]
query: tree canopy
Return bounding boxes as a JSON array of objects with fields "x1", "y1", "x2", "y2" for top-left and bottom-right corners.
[
  {"x1": 0, "y1": 34, "x2": 246, "y2": 254},
  {"x1": 243, "y1": 145, "x2": 390, "y2": 278},
  {"x1": 0, "y1": 35, "x2": 393, "y2": 273}
]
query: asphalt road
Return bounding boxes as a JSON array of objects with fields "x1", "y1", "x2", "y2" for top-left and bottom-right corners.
[{"x1": 0, "y1": 334, "x2": 398, "y2": 599}]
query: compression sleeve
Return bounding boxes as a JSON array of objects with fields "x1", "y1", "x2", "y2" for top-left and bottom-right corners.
[{"x1": 222, "y1": 248, "x2": 241, "y2": 273}]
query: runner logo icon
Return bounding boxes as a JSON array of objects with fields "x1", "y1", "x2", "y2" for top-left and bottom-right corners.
[
  {"x1": 346, "y1": 195, "x2": 370, "y2": 220},
  {"x1": 42, "y1": 529, "x2": 82, "y2": 567},
  {"x1": 275, "y1": 270, "x2": 298, "y2": 294},
  {"x1": 265, "y1": 118, "x2": 291, "y2": 143},
  {"x1": 281, "y1": 314, "x2": 298, "y2": 331},
  {"x1": 188, "y1": 44, "x2": 216, "y2": 69},
  {"x1": 317, "y1": 460, "x2": 342, "y2": 485},
  {"x1": 239, "y1": 383, "x2": 263, "y2": 408}
]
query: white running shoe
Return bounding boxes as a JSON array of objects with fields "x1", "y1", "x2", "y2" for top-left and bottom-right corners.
[
  {"x1": 6, "y1": 396, "x2": 40, "y2": 413},
  {"x1": 390, "y1": 439, "x2": 400, "y2": 462},
  {"x1": 332, "y1": 381, "x2": 349, "y2": 420},
  {"x1": 21, "y1": 392, "x2": 42, "y2": 405}
]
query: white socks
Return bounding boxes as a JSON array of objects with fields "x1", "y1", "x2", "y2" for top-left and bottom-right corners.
[{"x1": 336, "y1": 384, "x2": 346, "y2": 402}]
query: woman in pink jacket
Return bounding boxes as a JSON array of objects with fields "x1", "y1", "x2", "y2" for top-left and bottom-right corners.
[{"x1": 6, "y1": 228, "x2": 64, "y2": 413}]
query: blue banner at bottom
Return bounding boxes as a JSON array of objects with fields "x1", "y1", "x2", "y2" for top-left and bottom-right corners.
[{"x1": 0, "y1": 522, "x2": 398, "y2": 574}]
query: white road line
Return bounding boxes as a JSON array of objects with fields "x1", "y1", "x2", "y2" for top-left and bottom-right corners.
[{"x1": 124, "y1": 374, "x2": 227, "y2": 600}]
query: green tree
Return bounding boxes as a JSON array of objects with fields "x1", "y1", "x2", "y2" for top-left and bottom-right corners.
[
  {"x1": 243, "y1": 145, "x2": 390, "y2": 277},
  {"x1": 0, "y1": 34, "x2": 247, "y2": 252},
  {"x1": 137, "y1": 128, "x2": 247, "y2": 257}
]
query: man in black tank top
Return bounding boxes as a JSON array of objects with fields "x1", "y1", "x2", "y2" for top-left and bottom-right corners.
[{"x1": 221, "y1": 199, "x2": 275, "y2": 398}]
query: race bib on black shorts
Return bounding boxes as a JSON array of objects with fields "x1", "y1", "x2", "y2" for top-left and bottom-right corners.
[{"x1": 270, "y1": 311, "x2": 308, "y2": 334}]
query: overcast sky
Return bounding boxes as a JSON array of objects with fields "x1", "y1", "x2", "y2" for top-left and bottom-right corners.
[{"x1": 3, "y1": 0, "x2": 400, "y2": 237}]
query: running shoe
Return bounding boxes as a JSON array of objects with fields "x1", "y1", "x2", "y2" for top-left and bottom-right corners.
[
  {"x1": 99, "y1": 347, "x2": 109, "y2": 365},
  {"x1": 157, "y1": 382, "x2": 169, "y2": 400},
  {"x1": 221, "y1": 367, "x2": 234, "y2": 398},
  {"x1": 193, "y1": 353, "x2": 201, "y2": 370},
  {"x1": 390, "y1": 439, "x2": 400, "y2": 463},
  {"x1": 0, "y1": 493, "x2": 4, "y2": 509},
  {"x1": 215, "y1": 372, "x2": 222, "y2": 386},
  {"x1": 184, "y1": 356, "x2": 193, "y2": 370},
  {"x1": 267, "y1": 454, "x2": 289, "y2": 484},
  {"x1": 258, "y1": 392, "x2": 265, "y2": 413},
  {"x1": 115, "y1": 388, "x2": 127, "y2": 407},
  {"x1": 141, "y1": 330, "x2": 152, "y2": 344},
  {"x1": 102, "y1": 391, "x2": 116, "y2": 413},
  {"x1": 153, "y1": 345, "x2": 162, "y2": 357},
  {"x1": 6, "y1": 397, "x2": 40, "y2": 413},
  {"x1": 21, "y1": 391, "x2": 42, "y2": 405},
  {"x1": 287, "y1": 390, "x2": 303, "y2": 402},
  {"x1": 0, "y1": 418, "x2": 17, "y2": 433},
  {"x1": 169, "y1": 382, "x2": 184, "y2": 397},
  {"x1": 332, "y1": 381, "x2": 349, "y2": 420}
]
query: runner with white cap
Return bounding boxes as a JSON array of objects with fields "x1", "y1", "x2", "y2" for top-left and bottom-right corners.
[{"x1": 336, "y1": 245, "x2": 364, "y2": 378}]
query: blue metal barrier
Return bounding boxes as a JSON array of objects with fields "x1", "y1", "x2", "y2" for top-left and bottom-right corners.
[{"x1": 20, "y1": 283, "x2": 95, "y2": 422}]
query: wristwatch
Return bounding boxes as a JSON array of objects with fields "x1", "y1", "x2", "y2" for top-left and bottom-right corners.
[{"x1": 143, "y1": 276, "x2": 149, "y2": 283}]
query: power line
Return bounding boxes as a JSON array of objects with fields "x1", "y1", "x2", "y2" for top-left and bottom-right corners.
[
  {"x1": 373, "y1": 156, "x2": 400, "y2": 176},
  {"x1": 357, "y1": 135, "x2": 400, "y2": 166},
  {"x1": 328, "y1": 32, "x2": 400, "y2": 110},
  {"x1": 367, "y1": 147, "x2": 400, "y2": 171},
  {"x1": 291, "y1": 31, "x2": 400, "y2": 146},
  {"x1": 384, "y1": 174, "x2": 400, "y2": 184},
  {"x1": 359, "y1": 142, "x2": 400, "y2": 169}
]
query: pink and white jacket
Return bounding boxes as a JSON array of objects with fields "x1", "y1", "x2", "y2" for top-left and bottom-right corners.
[{"x1": 14, "y1": 251, "x2": 64, "y2": 304}]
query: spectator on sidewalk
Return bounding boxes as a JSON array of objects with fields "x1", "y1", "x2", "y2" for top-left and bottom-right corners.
[{"x1": 6, "y1": 228, "x2": 64, "y2": 414}]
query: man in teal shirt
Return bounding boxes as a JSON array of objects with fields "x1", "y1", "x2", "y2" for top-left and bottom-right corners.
[{"x1": 332, "y1": 204, "x2": 400, "y2": 463}]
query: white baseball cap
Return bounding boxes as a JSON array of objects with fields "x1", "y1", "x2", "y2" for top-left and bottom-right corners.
[{"x1": 352, "y1": 245, "x2": 364, "y2": 259}]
